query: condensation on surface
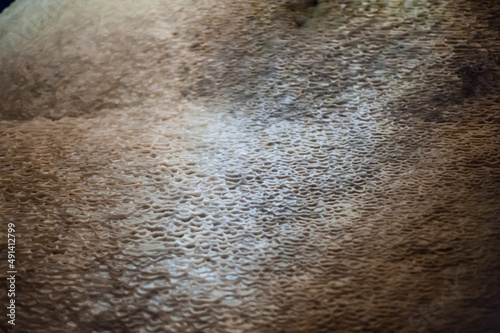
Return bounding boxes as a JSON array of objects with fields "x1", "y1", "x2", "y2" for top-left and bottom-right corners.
[{"x1": 0, "y1": 0, "x2": 499, "y2": 332}]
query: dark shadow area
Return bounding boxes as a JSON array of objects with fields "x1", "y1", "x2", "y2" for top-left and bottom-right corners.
[{"x1": 0, "y1": 0, "x2": 15, "y2": 14}]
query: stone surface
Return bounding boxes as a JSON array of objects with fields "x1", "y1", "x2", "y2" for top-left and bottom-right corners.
[{"x1": 0, "y1": 0, "x2": 499, "y2": 332}]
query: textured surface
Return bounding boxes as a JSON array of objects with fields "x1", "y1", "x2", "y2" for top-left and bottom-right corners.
[{"x1": 1, "y1": 0, "x2": 500, "y2": 332}]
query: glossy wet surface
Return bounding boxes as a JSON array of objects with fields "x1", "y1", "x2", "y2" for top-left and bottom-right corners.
[{"x1": 0, "y1": 1, "x2": 499, "y2": 332}]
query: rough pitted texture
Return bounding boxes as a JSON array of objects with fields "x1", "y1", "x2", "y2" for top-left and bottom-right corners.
[{"x1": 1, "y1": 0, "x2": 500, "y2": 332}]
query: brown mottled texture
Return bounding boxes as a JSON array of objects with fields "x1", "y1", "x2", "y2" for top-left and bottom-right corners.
[{"x1": 0, "y1": 0, "x2": 499, "y2": 332}]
